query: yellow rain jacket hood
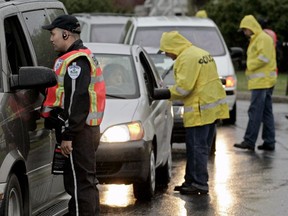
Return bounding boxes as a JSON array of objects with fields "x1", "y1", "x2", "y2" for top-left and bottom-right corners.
[
  {"x1": 195, "y1": 10, "x2": 208, "y2": 18},
  {"x1": 240, "y1": 15, "x2": 277, "y2": 90},
  {"x1": 160, "y1": 31, "x2": 229, "y2": 127}
]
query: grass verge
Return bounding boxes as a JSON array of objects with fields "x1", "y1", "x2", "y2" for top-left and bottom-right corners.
[{"x1": 236, "y1": 71, "x2": 288, "y2": 96}]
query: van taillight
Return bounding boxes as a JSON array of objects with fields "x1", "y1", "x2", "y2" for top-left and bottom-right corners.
[{"x1": 225, "y1": 76, "x2": 236, "y2": 88}]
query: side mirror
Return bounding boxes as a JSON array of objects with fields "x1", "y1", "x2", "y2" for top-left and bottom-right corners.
[
  {"x1": 153, "y1": 88, "x2": 171, "y2": 100},
  {"x1": 10, "y1": 66, "x2": 57, "y2": 89}
]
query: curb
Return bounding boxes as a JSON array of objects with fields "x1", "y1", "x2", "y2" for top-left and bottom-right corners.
[{"x1": 236, "y1": 92, "x2": 288, "y2": 103}]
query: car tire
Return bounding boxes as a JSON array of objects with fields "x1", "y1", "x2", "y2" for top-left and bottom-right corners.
[
  {"x1": 2, "y1": 174, "x2": 23, "y2": 216},
  {"x1": 133, "y1": 150, "x2": 156, "y2": 200},
  {"x1": 223, "y1": 102, "x2": 236, "y2": 125},
  {"x1": 156, "y1": 145, "x2": 172, "y2": 186}
]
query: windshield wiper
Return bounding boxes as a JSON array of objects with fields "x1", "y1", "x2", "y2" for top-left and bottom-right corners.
[{"x1": 106, "y1": 94, "x2": 126, "y2": 99}]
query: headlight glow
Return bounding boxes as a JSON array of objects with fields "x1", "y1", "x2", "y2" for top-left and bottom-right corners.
[
  {"x1": 225, "y1": 76, "x2": 237, "y2": 88},
  {"x1": 100, "y1": 122, "x2": 144, "y2": 143},
  {"x1": 128, "y1": 122, "x2": 144, "y2": 140}
]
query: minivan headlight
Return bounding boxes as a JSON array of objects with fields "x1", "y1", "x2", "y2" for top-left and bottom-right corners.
[{"x1": 100, "y1": 121, "x2": 144, "y2": 143}]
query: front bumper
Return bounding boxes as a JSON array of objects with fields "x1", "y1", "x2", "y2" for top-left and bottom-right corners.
[{"x1": 95, "y1": 140, "x2": 152, "y2": 184}]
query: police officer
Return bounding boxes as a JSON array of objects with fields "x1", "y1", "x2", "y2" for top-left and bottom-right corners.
[
  {"x1": 159, "y1": 31, "x2": 229, "y2": 194},
  {"x1": 42, "y1": 14, "x2": 106, "y2": 215},
  {"x1": 234, "y1": 15, "x2": 277, "y2": 151}
]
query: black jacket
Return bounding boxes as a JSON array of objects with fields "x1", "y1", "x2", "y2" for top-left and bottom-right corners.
[{"x1": 60, "y1": 39, "x2": 91, "y2": 141}]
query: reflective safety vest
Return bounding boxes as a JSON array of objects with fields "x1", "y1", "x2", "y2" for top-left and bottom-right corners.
[{"x1": 42, "y1": 49, "x2": 106, "y2": 126}]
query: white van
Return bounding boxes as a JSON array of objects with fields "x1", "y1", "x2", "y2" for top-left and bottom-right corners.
[
  {"x1": 121, "y1": 16, "x2": 238, "y2": 125},
  {"x1": 74, "y1": 13, "x2": 129, "y2": 43}
]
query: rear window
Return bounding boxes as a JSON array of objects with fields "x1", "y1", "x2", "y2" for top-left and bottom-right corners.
[
  {"x1": 90, "y1": 24, "x2": 125, "y2": 43},
  {"x1": 133, "y1": 26, "x2": 226, "y2": 56}
]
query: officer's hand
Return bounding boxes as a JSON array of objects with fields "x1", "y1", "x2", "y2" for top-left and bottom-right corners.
[{"x1": 61, "y1": 140, "x2": 73, "y2": 158}]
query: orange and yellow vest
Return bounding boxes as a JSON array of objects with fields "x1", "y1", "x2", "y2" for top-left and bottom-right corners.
[{"x1": 42, "y1": 48, "x2": 106, "y2": 126}]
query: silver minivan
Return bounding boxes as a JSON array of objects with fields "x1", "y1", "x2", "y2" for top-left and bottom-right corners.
[{"x1": 86, "y1": 42, "x2": 173, "y2": 200}]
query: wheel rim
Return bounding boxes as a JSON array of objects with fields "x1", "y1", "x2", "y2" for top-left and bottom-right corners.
[{"x1": 8, "y1": 188, "x2": 21, "y2": 216}]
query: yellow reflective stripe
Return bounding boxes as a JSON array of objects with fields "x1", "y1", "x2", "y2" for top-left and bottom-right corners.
[
  {"x1": 200, "y1": 98, "x2": 227, "y2": 111},
  {"x1": 247, "y1": 72, "x2": 265, "y2": 80},
  {"x1": 54, "y1": 86, "x2": 64, "y2": 107},
  {"x1": 86, "y1": 112, "x2": 104, "y2": 124},
  {"x1": 184, "y1": 106, "x2": 194, "y2": 113},
  {"x1": 258, "y1": 54, "x2": 269, "y2": 63},
  {"x1": 89, "y1": 84, "x2": 97, "y2": 113},
  {"x1": 90, "y1": 74, "x2": 104, "y2": 83},
  {"x1": 176, "y1": 86, "x2": 190, "y2": 96},
  {"x1": 57, "y1": 75, "x2": 64, "y2": 85},
  {"x1": 248, "y1": 71, "x2": 277, "y2": 80},
  {"x1": 65, "y1": 52, "x2": 89, "y2": 63},
  {"x1": 270, "y1": 71, "x2": 277, "y2": 77}
]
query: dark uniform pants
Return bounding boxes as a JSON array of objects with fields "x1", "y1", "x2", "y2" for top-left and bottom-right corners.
[{"x1": 64, "y1": 125, "x2": 100, "y2": 216}]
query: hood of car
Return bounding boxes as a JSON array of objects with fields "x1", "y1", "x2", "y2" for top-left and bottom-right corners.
[{"x1": 100, "y1": 99, "x2": 139, "y2": 133}]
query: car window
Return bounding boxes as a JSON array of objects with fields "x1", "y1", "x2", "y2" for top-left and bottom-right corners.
[
  {"x1": 94, "y1": 54, "x2": 139, "y2": 98},
  {"x1": 79, "y1": 22, "x2": 89, "y2": 42},
  {"x1": 133, "y1": 26, "x2": 226, "y2": 56},
  {"x1": 149, "y1": 54, "x2": 174, "y2": 78},
  {"x1": 90, "y1": 24, "x2": 125, "y2": 43},
  {"x1": 4, "y1": 16, "x2": 33, "y2": 75},
  {"x1": 22, "y1": 9, "x2": 65, "y2": 68}
]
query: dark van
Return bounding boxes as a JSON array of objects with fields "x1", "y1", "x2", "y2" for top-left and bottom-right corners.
[{"x1": 0, "y1": 0, "x2": 68, "y2": 215}]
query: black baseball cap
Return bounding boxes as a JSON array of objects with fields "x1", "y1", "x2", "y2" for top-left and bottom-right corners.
[{"x1": 42, "y1": 14, "x2": 81, "y2": 33}]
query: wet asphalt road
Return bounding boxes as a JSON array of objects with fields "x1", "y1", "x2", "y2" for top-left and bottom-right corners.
[{"x1": 98, "y1": 100, "x2": 288, "y2": 216}]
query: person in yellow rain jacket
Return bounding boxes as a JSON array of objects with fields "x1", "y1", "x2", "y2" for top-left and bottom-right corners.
[
  {"x1": 195, "y1": 9, "x2": 208, "y2": 18},
  {"x1": 159, "y1": 31, "x2": 229, "y2": 195},
  {"x1": 234, "y1": 15, "x2": 277, "y2": 151}
]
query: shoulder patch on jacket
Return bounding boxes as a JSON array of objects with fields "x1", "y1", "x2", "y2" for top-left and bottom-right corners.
[{"x1": 68, "y1": 62, "x2": 81, "y2": 79}]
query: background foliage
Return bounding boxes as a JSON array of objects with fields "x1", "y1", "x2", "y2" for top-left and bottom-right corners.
[
  {"x1": 60, "y1": 0, "x2": 125, "y2": 14},
  {"x1": 203, "y1": 0, "x2": 288, "y2": 72}
]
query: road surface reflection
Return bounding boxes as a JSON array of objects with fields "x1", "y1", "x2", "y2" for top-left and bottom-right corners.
[
  {"x1": 213, "y1": 130, "x2": 233, "y2": 214},
  {"x1": 100, "y1": 184, "x2": 135, "y2": 207}
]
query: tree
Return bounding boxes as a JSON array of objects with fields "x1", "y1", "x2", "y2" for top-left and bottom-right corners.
[
  {"x1": 203, "y1": 0, "x2": 288, "y2": 72},
  {"x1": 60, "y1": 0, "x2": 119, "y2": 14}
]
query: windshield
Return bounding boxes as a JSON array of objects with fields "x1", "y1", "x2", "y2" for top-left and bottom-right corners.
[
  {"x1": 93, "y1": 54, "x2": 139, "y2": 98},
  {"x1": 134, "y1": 26, "x2": 225, "y2": 56},
  {"x1": 91, "y1": 24, "x2": 125, "y2": 43}
]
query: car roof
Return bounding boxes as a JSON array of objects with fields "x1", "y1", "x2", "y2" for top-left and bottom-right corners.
[
  {"x1": 85, "y1": 42, "x2": 134, "y2": 55},
  {"x1": 129, "y1": 16, "x2": 216, "y2": 27},
  {"x1": 142, "y1": 46, "x2": 159, "y2": 54},
  {"x1": 74, "y1": 13, "x2": 130, "y2": 25}
]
